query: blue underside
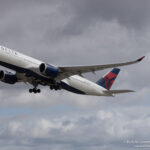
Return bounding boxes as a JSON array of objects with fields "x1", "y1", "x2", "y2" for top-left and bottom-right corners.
[
  {"x1": 0, "y1": 61, "x2": 85, "y2": 94},
  {"x1": 60, "y1": 82, "x2": 85, "y2": 95}
]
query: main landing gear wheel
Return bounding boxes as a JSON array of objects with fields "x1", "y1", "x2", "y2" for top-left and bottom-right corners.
[
  {"x1": 50, "y1": 85, "x2": 61, "y2": 91},
  {"x1": 29, "y1": 88, "x2": 41, "y2": 94}
]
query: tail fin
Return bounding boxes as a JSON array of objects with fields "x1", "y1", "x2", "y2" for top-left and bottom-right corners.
[{"x1": 96, "y1": 68, "x2": 120, "y2": 90}]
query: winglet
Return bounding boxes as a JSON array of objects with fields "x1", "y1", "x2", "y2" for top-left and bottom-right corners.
[{"x1": 137, "y1": 56, "x2": 145, "y2": 62}]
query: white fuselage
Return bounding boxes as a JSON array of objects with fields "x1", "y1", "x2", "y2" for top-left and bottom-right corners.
[
  {"x1": 0, "y1": 46, "x2": 41, "y2": 68},
  {"x1": 62, "y1": 75, "x2": 108, "y2": 96},
  {"x1": 0, "y1": 46, "x2": 110, "y2": 96}
]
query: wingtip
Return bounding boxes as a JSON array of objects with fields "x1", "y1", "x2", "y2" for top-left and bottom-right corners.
[{"x1": 137, "y1": 56, "x2": 145, "y2": 62}]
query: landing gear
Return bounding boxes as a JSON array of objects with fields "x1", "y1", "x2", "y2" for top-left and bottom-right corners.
[
  {"x1": 28, "y1": 81, "x2": 61, "y2": 94},
  {"x1": 29, "y1": 89, "x2": 33, "y2": 93},
  {"x1": 36, "y1": 89, "x2": 40, "y2": 93},
  {"x1": 50, "y1": 85, "x2": 61, "y2": 91},
  {"x1": 28, "y1": 81, "x2": 42, "y2": 94},
  {"x1": 29, "y1": 88, "x2": 41, "y2": 94},
  {"x1": 50, "y1": 86, "x2": 53, "y2": 90}
]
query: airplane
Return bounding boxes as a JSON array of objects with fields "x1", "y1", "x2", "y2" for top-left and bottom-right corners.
[{"x1": 0, "y1": 45, "x2": 145, "y2": 96}]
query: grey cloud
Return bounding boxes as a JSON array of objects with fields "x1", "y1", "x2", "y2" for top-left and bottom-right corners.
[
  {"x1": 62, "y1": 0, "x2": 150, "y2": 36},
  {"x1": 0, "y1": 0, "x2": 149, "y2": 108},
  {"x1": 0, "y1": 1, "x2": 149, "y2": 150}
]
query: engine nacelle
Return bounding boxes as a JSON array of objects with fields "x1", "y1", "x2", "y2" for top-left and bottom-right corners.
[
  {"x1": 39, "y1": 63, "x2": 59, "y2": 78},
  {"x1": 0, "y1": 71, "x2": 17, "y2": 84}
]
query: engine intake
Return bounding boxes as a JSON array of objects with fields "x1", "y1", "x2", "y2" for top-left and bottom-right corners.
[
  {"x1": 39, "y1": 63, "x2": 59, "y2": 78},
  {"x1": 0, "y1": 71, "x2": 17, "y2": 84}
]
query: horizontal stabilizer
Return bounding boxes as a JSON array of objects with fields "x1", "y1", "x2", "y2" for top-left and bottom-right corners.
[{"x1": 104, "y1": 90, "x2": 135, "y2": 94}]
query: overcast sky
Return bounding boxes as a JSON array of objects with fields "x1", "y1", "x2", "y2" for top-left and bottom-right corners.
[{"x1": 0, "y1": 0, "x2": 150, "y2": 150}]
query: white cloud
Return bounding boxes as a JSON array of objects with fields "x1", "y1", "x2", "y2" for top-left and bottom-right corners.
[{"x1": 0, "y1": 107, "x2": 150, "y2": 150}]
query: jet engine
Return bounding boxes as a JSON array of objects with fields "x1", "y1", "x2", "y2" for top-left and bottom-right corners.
[
  {"x1": 0, "y1": 71, "x2": 17, "y2": 84},
  {"x1": 39, "y1": 63, "x2": 59, "y2": 78}
]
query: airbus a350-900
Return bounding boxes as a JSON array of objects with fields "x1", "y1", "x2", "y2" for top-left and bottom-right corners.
[{"x1": 0, "y1": 45, "x2": 145, "y2": 96}]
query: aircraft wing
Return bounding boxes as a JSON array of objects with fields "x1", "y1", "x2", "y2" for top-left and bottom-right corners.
[
  {"x1": 104, "y1": 90, "x2": 135, "y2": 95},
  {"x1": 57, "y1": 56, "x2": 145, "y2": 80}
]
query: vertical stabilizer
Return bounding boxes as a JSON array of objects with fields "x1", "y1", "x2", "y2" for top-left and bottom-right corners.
[{"x1": 96, "y1": 68, "x2": 120, "y2": 90}]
